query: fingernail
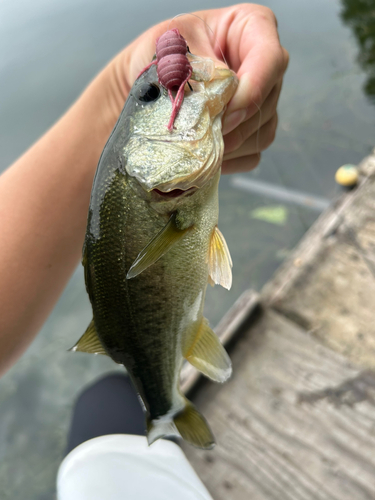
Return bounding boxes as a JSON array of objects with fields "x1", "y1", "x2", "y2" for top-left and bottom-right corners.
[{"x1": 222, "y1": 109, "x2": 247, "y2": 135}]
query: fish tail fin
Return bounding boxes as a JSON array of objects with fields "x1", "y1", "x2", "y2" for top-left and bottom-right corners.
[
  {"x1": 146, "y1": 398, "x2": 215, "y2": 450},
  {"x1": 174, "y1": 398, "x2": 215, "y2": 449},
  {"x1": 146, "y1": 418, "x2": 177, "y2": 446}
]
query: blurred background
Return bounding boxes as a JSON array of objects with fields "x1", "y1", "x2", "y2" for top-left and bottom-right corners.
[{"x1": 0, "y1": 0, "x2": 374, "y2": 498}]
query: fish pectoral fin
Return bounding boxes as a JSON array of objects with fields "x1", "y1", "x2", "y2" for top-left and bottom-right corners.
[
  {"x1": 174, "y1": 398, "x2": 215, "y2": 449},
  {"x1": 184, "y1": 318, "x2": 232, "y2": 383},
  {"x1": 127, "y1": 213, "x2": 191, "y2": 279},
  {"x1": 68, "y1": 319, "x2": 108, "y2": 356},
  {"x1": 208, "y1": 226, "x2": 232, "y2": 290}
]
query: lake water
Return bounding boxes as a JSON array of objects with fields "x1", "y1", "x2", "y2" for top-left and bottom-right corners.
[{"x1": 0, "y1": 0, "x2": 374, "y2": 498}]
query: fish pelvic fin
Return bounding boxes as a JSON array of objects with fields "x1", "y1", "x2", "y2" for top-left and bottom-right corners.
[
  {"x1": 208, "y1": 226, "x2": 232, "y2": 290},
  {"x1": 184, "y1": 318, "x2": 232, "y2": 383},
  {"x1": 68, "y1": 319, "x2": 108, "y2": 356},
  {"x1": 146, "y1": 398, "x2": 215, "y2": 450},
  {"x1": 174, "y1": 398, "x2": 215, "y2": 450},
  {"x1": 127, "y1": 213, "x2": 191, "y2": 279}
]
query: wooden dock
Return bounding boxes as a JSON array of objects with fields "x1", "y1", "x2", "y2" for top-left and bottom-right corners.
[{"x1": 183, "y1": 153, "x2": 375, "y2": 499}]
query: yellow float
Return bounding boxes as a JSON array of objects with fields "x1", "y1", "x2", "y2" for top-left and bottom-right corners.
[{"x1": 335, "y1": 164, "x2": 359, "y2": 187}]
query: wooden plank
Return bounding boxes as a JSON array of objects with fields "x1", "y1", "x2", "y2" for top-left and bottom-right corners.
[
  {"x1": 183, "y1": 309, "x2": 375, "y2": 500},
  {"x1": 180, "y1": 289, "x2": 259, "y2": 394},
  {"x1": 262, "y1": 153, "x2": 375, "y2": 370}
]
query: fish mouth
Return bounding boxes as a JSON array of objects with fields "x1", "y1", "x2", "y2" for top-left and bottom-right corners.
[{"x1": 152, "y1": 187, "x2": 197, "y2": 199}]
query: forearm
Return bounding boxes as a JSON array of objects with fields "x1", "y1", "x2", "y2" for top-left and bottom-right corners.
[{"x1": 0, "y1": 52, "x2": 130, "y2": 373}]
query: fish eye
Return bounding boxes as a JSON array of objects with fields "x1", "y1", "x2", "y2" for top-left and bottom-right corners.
[{"x1": 137, "y1": 83, "x2": 161, "y2": 103}]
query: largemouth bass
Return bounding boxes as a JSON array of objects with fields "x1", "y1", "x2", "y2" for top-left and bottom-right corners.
[{"x1": 72, "y1": 53, "x2": 238, "y2": 449}]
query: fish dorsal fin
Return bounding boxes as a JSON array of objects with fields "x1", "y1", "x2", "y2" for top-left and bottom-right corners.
[
  {"x1": 69, "y1": 319, "x2": 108, "y2": 356},
  {"x1": 208, "y1": 226, "x2": 232, "y2": 290},
  {"x1": 127, "y1": 213, "x2": 191, "y2": 279},
  {"x1": 184, "y1": 318, "x2": 232, "y2": 383}
]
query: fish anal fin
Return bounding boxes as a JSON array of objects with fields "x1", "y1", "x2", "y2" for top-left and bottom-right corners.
[
  {"x1": 69, "y1": 319, "x2": 108, "y2": 356},
  {"x1": 184, "y1": 318, "x2": 232, "y2": 383},
  {"x1": 208, "y1": 226, "x2": 232, "y2": 290},
  {"x1": 174, "y1": 398, "x2": 215, "y2": 450},
  {"x1": 127, "y1": 213, "x2": 191, "y2": 279}
]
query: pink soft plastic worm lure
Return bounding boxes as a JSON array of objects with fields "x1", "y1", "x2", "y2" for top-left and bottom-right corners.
[{"x1": 138, "y1": 28, "x2": 192, "y2": 131}]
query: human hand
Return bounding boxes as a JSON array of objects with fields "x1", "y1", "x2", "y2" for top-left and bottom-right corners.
[{"x1": 104, "y1": 4, "x2": 289, "y2": 174}]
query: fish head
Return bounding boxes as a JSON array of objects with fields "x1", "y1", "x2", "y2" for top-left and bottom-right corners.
[{"x1": 121, "y1": 57, "x2": 238, "y2": 201}]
